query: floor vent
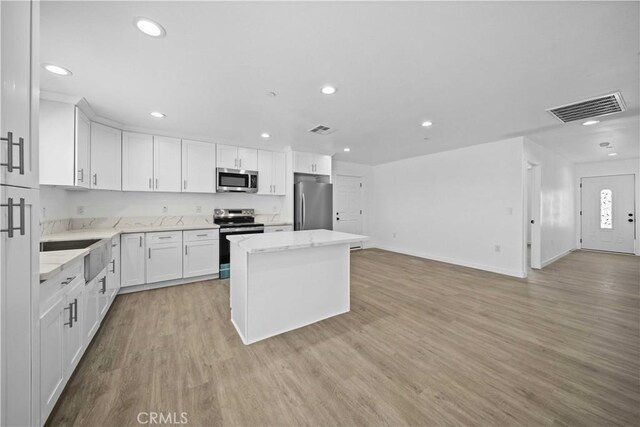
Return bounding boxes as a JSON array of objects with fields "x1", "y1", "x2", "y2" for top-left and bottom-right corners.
[
  {"x1": 309, "y1": 124, "x2": 336, "y2": 135},
  {"x1": 547, "y1": 92, "x2": 626, "y2": 123}
]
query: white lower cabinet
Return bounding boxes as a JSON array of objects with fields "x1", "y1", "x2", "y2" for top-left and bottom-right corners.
[
  {"x1": 183, "y1": 230, "x2": 219, "y2": 278},
  {"x1": 63, "y1": 279, "x2": 85, "y2": 376},
  {"x1": 84, "y1": 269, "x2": 105, "y2": 344},
  {"x1": 39, "y1": 297, "x2": 66, "y2": 423},
  {"x1": 146, "y1": 231, "x2": 183, "y2": 283},
  {"x1": 121, "y1": 233, "x2": 145, "y2": 287}
]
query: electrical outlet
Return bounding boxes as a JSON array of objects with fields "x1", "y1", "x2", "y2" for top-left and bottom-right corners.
[
  {"x1": 195, "y1": 206, "x2": 202, "y2": 213},
  {"x1": 77, "y1": 206, "x2": 85, "y2": 215},
  {"x1": 494, "y1": 245, "x2": 501, "y2": 252},
  {"x1": 162, "y1": 206, "x2": 168, "y2": 214}
]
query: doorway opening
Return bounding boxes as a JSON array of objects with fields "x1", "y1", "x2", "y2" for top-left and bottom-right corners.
[
  {"x1": 525, "y1": 163, "x2": 542, "y2": 270},
  {"x1": 580, "y1": 174, "x2": 635, "y2": 253},
  {"x1": 333, "y1": 174, "x2": 364, "y2": 249}
]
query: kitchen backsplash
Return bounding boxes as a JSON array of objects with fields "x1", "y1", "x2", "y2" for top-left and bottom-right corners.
[{"x1": 41, "y1": 213, "x2": 285, "y2": 236}]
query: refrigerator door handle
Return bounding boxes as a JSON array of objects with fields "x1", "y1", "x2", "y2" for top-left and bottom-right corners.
[{"x1": 301, "y1": 193, "x2": 306, "y2": 230}]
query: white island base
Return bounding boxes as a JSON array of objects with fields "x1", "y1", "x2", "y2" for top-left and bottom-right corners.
[{"x1": 228, "y1": 230, "x2": 368, "y2": 345}]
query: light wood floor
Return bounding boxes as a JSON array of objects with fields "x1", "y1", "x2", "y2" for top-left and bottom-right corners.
[{"x1": 47, "y1": 249, "x2": 640, "y2": 426}]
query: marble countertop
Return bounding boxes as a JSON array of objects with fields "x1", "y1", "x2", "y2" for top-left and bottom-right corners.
[
  {"x1": 41, "y1": 229, "x2": 122, "y2": 243},
  {"x1": 40, "y1": 249, "x2": 89, "y2": 282},
  {"x1": 262, "y1": 222, "x2": 293, "y2": 227},
  {"x1": 226, "y1": 229, "x2": 368, "y2": 254}
]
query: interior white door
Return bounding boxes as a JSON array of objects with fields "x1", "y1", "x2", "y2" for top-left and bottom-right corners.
[
  {"x1": 90, "y1": 122, "x2": 121, "y2": 190},
  {"x1": 182, "y1": 139, "x2": 215, "y2": 193},
  {"x1": 153, "y1": 136, "x2": 181, "y2": 192},
  {"x1": 122, "y1": 132, "x2": 153, "y2": 192},
  {"x1": 334, "y1": 175, "x2": 363, "y2": 248},
  {"x1": 581, "y1": 174, "x2": 635, "y2": 253}
]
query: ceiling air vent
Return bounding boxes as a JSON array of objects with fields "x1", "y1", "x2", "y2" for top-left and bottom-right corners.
[
  {"x1": 309, "y1": 124, "x2": 336, "y2": 135},
  {"x1": 546, "y1": 92, "x2": 626, "y2": 123}
]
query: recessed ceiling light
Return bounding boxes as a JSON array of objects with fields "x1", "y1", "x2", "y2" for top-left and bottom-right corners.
[
  {"x1": 582, "y1": 120, "x2": 600, "y2": 126},
  {"x1": 42, "y1": 64, "x2": 72, "y2": 76},
  {"x1": 608, "y1": 152, "x2": 618, "y2": 156},
  {"x1": 343, "y1": 148, "x2": 350, "y2": 152},
  {"x1": 261, "y1": 133, "x2": 270, "y2": 139},
  {"x1": 150, "y1": 111, "x2": 166, "y2": 119},
  {"x1": 134, "y1": 17, "x2": 166, "y2": 38},
  {"x1": 321, "y1": 86, "x2": 337, "y2": 95},
  {"x1": 421, "y1": 121, "x2": 433, "y2": 127}
]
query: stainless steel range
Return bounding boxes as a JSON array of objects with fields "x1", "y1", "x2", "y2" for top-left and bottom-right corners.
[{"x1": 214, "y1": 209, "x2": 264, "y2": 278}]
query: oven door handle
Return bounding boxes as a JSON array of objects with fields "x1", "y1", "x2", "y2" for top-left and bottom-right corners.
[{"x1": 220, "y1": 227, "x2": 264, "y2": 234}]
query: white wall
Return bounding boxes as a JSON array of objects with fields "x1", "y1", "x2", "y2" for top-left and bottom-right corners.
[
  {"x1": 39, "y1": 186, "x2": 71, "y2": 221},
  {"x1": 524, "y1": 139, "x2": 576, "y2": 266},
  {"x1": 370, "y1": 137, "x2": 526, "y2": 277},
  {"x1": 574, "y1": 158, "x2": 640, "y2": 255},
  {"x1": 40, "y1": 186, "x2": 290, "y2": 221},
  {"x1": 332, "y1": 160, "x2": 373, "y2": 245}
]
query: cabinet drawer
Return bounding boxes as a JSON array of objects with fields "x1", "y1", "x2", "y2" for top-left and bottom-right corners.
[
  {"x1": 183, "y1": 229, "x2": 219, "y2": 242},
  {"x1": 264, "y1": 225, "x2": 293, "y2": 233},
  {"x1": 146, "y1": 231, "x2": 182, "y2": 245},
  {"x1": 40, "y1": 260, "x2": 84, "y2": 315}
]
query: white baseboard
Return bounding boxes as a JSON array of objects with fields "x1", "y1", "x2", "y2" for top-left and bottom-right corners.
[
  {"x1": 372, "y1": 244, "x2": 526, "y2": 278},
  {"x1": 541, "y1": 248, "x2": 574, "y2": 268},
  {"x1": 118, "y1": 273, "x2": 219, "y2": 294}
]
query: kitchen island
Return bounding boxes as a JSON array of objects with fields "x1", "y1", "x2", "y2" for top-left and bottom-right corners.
[{"x1": 227, "y1": 229, "x2": 368, "y2": 345}]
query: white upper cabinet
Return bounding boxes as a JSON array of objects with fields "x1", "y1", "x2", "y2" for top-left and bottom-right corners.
[
  {"x1": 217, "y1": 144, "x2": 257, "y2": 171},
  {"x1": 1, "y1": 0, "x2": 37, "y2": 189},
  {"x1": 75, "y1": 108, "x2": 91, "y2": 189},
  {"x1": 257, "y1": 150, "x2": 286, "y2": 195},
  {"x1": 237, "y1": 147, "x2": 258, "y2": 171},
  {"x1": 153, "y1": 136, "x2": 181, "y2": 192},
  {"x1": 293, "y1": 151, "x2": 332, "y2": 176},
  {"x1": 40, "y1": 100, "x2": 92, "y2": 188},
  {"x1": 122, "y1": 132, "x2": 153, "y2": 192},
  {"x1": 90, "y1": 123, "x2": 121, "y2": 191},
  {"x1": 216, "y1": 144, "x2": 239, "y2": 169},
  {"x1": 182, "y1": 139, "x2": 215, "y2": 193}
]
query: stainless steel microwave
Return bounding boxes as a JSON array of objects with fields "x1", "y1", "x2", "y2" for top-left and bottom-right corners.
[{"x1": 216, "y1": 168, "x2": 258, "y2": 193}]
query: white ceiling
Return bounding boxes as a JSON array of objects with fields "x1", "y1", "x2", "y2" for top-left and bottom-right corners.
[{"x1": 40, "y1": 1, "x2": 639, "y2": 165}]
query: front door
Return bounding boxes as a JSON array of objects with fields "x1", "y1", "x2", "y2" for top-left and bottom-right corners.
[{"x1": 581, "y1": 174, "x2": 635, "y2": 253}]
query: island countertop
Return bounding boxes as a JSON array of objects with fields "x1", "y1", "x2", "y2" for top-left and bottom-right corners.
[{"x1": 226, "y1": 229, "x2": 368, "y2": 254}]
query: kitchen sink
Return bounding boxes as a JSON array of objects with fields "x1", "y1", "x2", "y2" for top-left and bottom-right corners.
[
  {"x1": 40, "y1": 239, "x2": 101, "y2": 252},
  {"x1": 40, "y1": 238, "x2": 112, "y2": 283}
]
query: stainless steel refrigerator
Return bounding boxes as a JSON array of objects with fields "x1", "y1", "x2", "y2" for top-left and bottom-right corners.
[{"x1": 294, "y1": 181, "x2": 333, "y2": 230}]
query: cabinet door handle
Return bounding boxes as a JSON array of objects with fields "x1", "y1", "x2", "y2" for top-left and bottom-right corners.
[
  {"x1": 78, "y1": 168, "x2": 84, "y2": 182},
  {"x1": 234, "y1": 158, "x2": 238, "y2": 168},
  {"x1": 99, "y1": 277, "x2": 106, "y2": 294},
  {"x1": 155, "y1": 178, "x2": 158, "y2": 189},
  {"x1": 139, "y1": 236, "x2": 143, "y2": 247},
  {"x1": 110, "y1": 259, "x2": 116, "y2": 273},
  {"x1": 93, "y1": 173, "x2": 98, "y2": 186},
  {"x1": 239, "y1": 158, "x2": 242, "y2": 169},
  {"x1": 64, "y1": 303, "x2": 73, "y2": 328},
  {"x1": 1, "y1": 132, "x2": 25, "y2": 175},
  {"x1": 184, "y1": 180, "x2": 187, "y2": 190},
  {"x1": 185, "y1": 245, "x2": 188, "y2": 256},
  {"x1": 149, "y1": 178, "x2": 152, "y2": 189},
  {"x1": 1, "y1": 197, "x2": 25, "y2": 238},
  {"x1": 148, "y1": 248, "x2": 151, "y2": 259},
  {"x1": 61, "y1": 276, "x2": 75, "y2": 285},
  {"x1": 72, "y1": 298, "x2": 78, "y2": 322}
]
